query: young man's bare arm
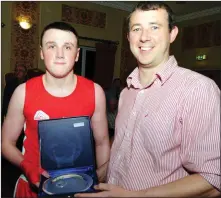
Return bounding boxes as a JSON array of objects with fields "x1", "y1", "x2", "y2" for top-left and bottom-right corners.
[
  {"x1": 2, "y1": 83, "x2": 26, "y2": 166},
  {"x1": 91, "y1": 83, "x2": 110, "y2": 178}
]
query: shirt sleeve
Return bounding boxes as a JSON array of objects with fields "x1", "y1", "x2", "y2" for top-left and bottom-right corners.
[{"x1": 180, "y1": 78, "x2": 220, "y2": 191}]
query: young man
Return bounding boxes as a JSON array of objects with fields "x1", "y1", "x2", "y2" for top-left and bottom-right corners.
[
  {"x1": 1, "y1": 22, "x2": 110, "y2": 197},
  {"x1": 76, "y1": 2, "x2": 220, "y2": 197}
]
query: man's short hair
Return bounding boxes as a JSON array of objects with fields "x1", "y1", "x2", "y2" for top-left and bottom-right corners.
[
  {"x1": 127, "y1": 1, "x2": 176, "y2": 32},
  {"x1": 40, "y1": 21, "x2": 79, "y2": 47}
]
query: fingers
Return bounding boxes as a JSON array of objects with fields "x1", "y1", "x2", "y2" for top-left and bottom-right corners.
[
  {"x1": 74, "y1": 183, "x2": 113, "y2": 197},
  {"x1": 40, "y1": 167, "x2": 50, "y2": 178},
  {"x1": 35, "y1": 182, "x2": 40, "y2": 188},
  {"x1": 75, "y1": 192, "x2": 107, "y2": 197},
  {"x1": 75, "y1": 193, "x2": 96, "y2": 197},
  {"x1": 42, "y1": 170, "x2": 50, "y2": 178}
]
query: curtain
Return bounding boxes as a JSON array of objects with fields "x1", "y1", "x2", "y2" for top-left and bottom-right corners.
[{"x1": 94, "y1": 43, "x2": 117, "y2": 89}]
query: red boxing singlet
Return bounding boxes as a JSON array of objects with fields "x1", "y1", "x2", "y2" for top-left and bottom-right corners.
[{"x1": 14, "y1": 75, "x2": 95, "y2": 197}]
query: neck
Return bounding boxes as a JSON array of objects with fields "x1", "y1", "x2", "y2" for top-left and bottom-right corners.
[
  {"x1": 43, "y1": 72, "x2": 77, "y2": 97},
  {"x1": 138, "y1": 56, "x2": 169, "y2": 87},
  {"x1": 139, "y1": 67, "x2": 157, "y2": 87}
]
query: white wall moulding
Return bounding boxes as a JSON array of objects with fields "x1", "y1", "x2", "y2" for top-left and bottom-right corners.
[
  {"x1": 175, "y1": 7, "x2": 221, "y2": 22},
  {"x1": 92, "y1": 2, "x2": 221, "y2": 22}
]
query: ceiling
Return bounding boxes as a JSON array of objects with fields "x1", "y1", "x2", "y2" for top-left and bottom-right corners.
[
  {"x1": 125, "y1": 1, "x2": 221, "y2": 16},
  {"x1": 92, "y1": 1, "x2": 221, "y2": 21}
]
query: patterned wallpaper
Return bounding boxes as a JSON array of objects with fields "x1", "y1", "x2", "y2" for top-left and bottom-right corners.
[
  {"x1": 62, "y1": 4, "x2": 106, "y2": 28},
  {"x1": 11, "y1": 1, "x2": 40, "y2": 70}
]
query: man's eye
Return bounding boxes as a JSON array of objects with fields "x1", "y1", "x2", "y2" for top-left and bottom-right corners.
[
  {"x1": 133, "y1": 28, "x2": 141, "y2": 32},
  {"x1": 48, "y1": 45, "x2": 55, "y2": 49},
  {"x1": 152, "y1": 26, "x2": 159, "y2": 30},
  {"x1": 65, "y1": 46, "x2": 71, "y2": 50}
]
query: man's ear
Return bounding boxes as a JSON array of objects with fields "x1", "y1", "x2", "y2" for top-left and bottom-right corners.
[
  {"x1": 127, "y1": 33, "x2": 130, "y2": 42},
  {"x1": 40, "y1": 46, "x2": 44, "y2": 60},
  {"x1": 170, "y1": 26, "x2": 179, "y2": 44},
  {"x1": 75, "y1": 48, "x2": 80, "y2": 62}
]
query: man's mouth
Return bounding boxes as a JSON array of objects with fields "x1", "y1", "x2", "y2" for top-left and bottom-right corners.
[
  {"x1": 54, "y1": 62, "x2": 65, "y2": 65},
  {"x1": 139, "y1": 47, "x2": 153, "y2": 51}
]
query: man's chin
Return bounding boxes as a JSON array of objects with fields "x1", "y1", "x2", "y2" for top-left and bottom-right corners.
[
  {"x1": 138, "y1": 60, "x2": 153, "y2": 67},
  {"x1": 50, "y1": 72, "x2": 71, "y2": 79}
]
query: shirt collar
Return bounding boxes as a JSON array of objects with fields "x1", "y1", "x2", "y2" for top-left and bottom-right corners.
[{"x1": 126, "y1": 56, "x2": 178, "y2": 89}]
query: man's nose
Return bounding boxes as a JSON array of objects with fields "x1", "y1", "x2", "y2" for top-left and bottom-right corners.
[
  {"x1": 56, "y1": 48, "x2": 64, "y2": 58},
  {"x1": 140, "y1": 29, "x2": 151, "y2": 42}
]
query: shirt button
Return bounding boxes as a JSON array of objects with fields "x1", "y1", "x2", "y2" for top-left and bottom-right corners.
[
  {"x1": 140, "y1": 90, "x2": 144, "y2": 94},
  {"x1": 117, "y1": 155, "x2": 121, "y2": 160}
]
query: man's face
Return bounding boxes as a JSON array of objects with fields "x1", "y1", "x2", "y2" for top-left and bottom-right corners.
[
  {"x1": 15, "y1": 66, "x2": 26, "y2": 79},
  {"x1": 127, "y1": 9, "x2": 178, "y2": 69},
  {"x1": 40, "y1": 29, "x2": 80, "y2": 78}
]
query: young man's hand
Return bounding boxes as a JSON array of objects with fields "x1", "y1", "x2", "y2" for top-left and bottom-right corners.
[{"x1": 20, "y1": 160, "x2": 49, "y2": 187}]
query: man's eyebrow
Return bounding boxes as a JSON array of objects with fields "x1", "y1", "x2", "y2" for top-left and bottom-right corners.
[
  {"x1": 45, "y1": 41, "x2": 75, "y2": 47},
  {"x1": 130, "y1": 22, "x2": 162, "y2": 29},
  {"x1": 45, "y1": 41, "x2": 56, "y2": 45},
  {"x1": 130, "y1": 23, "x2": 142, "y2": 29},
  {"x1": 64, "y1": 42, "x2": 75, "y2": 47},
  {"x1": 149, "y1": 22, "x2": 162, "y2": 26}
]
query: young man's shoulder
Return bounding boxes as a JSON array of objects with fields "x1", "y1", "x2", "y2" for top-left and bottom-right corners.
[
  {"x1": 77, "y1": 75, "x2": 94, "y2": 86},
  {"x1": 26, "y1": 75, "x2": 43, "y2": 84}
]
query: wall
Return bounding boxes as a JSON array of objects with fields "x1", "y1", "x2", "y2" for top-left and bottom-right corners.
[
  {"x1": 38, "y1": 2, "x2": 129, "y2": 77},
  {"x1": 1, "y1": 1, "x2": 129, "y2": 99},
  {"x1": 171, "y1": 13, "x2": 221, "y2": 70},
  {"x1": 1, "y1": 2, "x2": 12, "y2": 89},
  {"x1": 2, "y1": 2, "x2": 220, "y2": 98}
]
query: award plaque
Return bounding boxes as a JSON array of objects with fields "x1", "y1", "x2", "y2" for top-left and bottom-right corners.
[
  {"x1": 38, "y1": 116, "x2": 98, "y2": 197},
  {"x1": 42, "y1": 173, "x2": 93, "y2": 195}
]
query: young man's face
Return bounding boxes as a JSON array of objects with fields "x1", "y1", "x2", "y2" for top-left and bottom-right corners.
[
  {"x1": 40, "y1": 28, "x2": 80, "y2": 78},
  {"x1": 127, "y1": 8, "x2": 178, "y2": 69}
]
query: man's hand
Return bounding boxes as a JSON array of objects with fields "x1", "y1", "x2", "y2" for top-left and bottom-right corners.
[
  {"x1": 75, "y1": 183, "x2": 137, "y2": 197},
  {"x1": 20, "y1": 160, "x2": 50, "y2": 187}
]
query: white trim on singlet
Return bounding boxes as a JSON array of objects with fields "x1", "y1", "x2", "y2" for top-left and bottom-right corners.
[
  {"x1": 14, "y1": 122, "x2": 28, "y2": 197},
  {"x1": 13, "y1": 174, "x2": 28, "y2": 198}
]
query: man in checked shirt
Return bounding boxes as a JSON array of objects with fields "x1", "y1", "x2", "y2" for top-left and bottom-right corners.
[{"x1": 76, "y1": 1, "x2": 220, "y2": 197}]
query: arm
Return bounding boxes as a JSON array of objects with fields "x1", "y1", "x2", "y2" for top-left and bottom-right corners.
[
  {"x1": 1, "y1": 83, "x2": 26, "y2": 166},
  {"x1": 76, "y1": 174, "x2": 219, "y2": 197},
  {"x1": 91, "y1": 83, "x2": 111, "y2": 181},
  {"x1": 139, "y1": 174, "x2": 220, "y2": 197},
  {"x1": 2, "y1": 83, "x2": 48, "y2": 187}
]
